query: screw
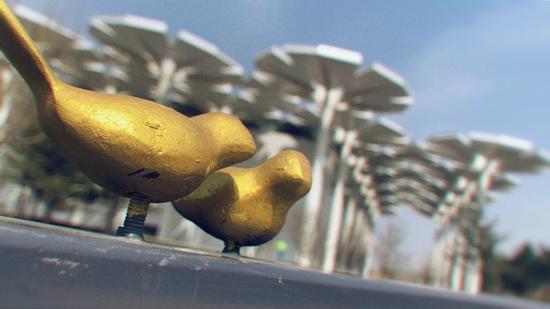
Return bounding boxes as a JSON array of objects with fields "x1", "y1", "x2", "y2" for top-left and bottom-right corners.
[
  {"x1": 116, "y1": 198, "x2": 150, "y2": 240},
  {"x1": 222, "y1": 240, "x2": 241, "y2": 255}
]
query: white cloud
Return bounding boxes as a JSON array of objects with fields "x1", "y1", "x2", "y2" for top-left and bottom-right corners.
[
  {"x1": 404, "y1": 3, "x2": 550, "y2": 114},
  {"x1": 398, "y1": 3, "x2": 550, "y2": 254}
]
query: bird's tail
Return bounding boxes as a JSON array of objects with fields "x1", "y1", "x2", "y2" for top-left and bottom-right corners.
[{"x1": 0, "y1": 0, "x2": 56, "y2": 102}]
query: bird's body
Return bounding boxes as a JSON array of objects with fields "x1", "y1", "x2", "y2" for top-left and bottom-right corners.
[
  {"x1": 0, "y1": 1, "x2": 256, "y2": 203},
  {"x1": 173, "y1": 150, "x2": 312, "y2": 252}
]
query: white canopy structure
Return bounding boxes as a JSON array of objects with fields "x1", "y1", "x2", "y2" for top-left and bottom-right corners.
[
  {"x1": 90, "y1": 15, "x2": 244, "y2": 112},
  {"x1": 426, "y1": 132, "x2": 550, "y2": 293},
  {"x1": 322, "y1": 114, "x2": 408, "y2": 273},
  {"x1": 254, "y1": 44, "x2": 412, "y2": 267}
]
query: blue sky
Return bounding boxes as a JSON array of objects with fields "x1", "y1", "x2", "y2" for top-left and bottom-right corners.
[{"x1": 17, "y1": 0, "x2": 550, "y2": 261}]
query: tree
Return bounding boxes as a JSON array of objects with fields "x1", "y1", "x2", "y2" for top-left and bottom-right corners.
[
  {"x1": 483, "y1": 241, "x2": 550, "y2": 303},
  {"x1": 478, "y1": 220, "x2": 504, "y2": 293},
  {"x1": 375, "y1": 222, "x2": 409, "y2": 279}
]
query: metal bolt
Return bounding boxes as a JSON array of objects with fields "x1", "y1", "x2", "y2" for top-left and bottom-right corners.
[
  {"x1": 222, "y1": 240, "x2": 241, "y2": 255},
  {"x1": 116, "y1": 198, "x2": 150, "y2": 240}
]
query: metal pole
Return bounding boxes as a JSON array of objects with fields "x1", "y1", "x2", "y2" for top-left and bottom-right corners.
[
  {"x1": 361, "y1": 207, "x2": 376, "y2": 278},
  {"x1": 430, "y1": 156, "x2": 483, "y2": 288},
  {"x1": 464, "y1": 160, "x2": 499, "y2": 293},
  {"x1": 449, "y1": 179, "x2": 478, "y2": 291},
  {"x1": 339, "y1": 197, "x2": 358, "y2": 268},
  {"x1": 431, "y1": 218, "x2": 445, "y2": 287},
  {"x1": 466, "y1": 252, "x2": 483, "y2": 293},
  {"x1": 450, "y1": 229, "x2": 467, "y2": 291},
  {"x1": 298, "y1": 87, "x2": 343, "y2": 268},
  {"x1": 322, "y1": 130, "x2": 357, "y2": 272}
]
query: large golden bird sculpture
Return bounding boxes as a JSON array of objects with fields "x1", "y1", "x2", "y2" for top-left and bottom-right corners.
[
  {"x1": 0, "y1": 1, "x2": 256, "y2": 238},
  {"x1": 173, "y1": 150, "x2": 312, "y2": 254}
]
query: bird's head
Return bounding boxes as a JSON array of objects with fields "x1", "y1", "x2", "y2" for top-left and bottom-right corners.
[
  {"x1": 264, "y1": 150, "x2": 312, "y2": 200},
  {"x1": 190, "y1": 112, "x2": 256, "y2": 172}
]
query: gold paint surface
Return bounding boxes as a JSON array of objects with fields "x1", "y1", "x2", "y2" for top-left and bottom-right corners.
[
  {"x1": 0, "y1": 1, "x2": 256, "y2": 202},
  {"x1": 172, "y1": 150, "x2": 312, "y2": 247}
]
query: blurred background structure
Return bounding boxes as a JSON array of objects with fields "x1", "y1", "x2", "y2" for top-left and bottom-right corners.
[{"x1": 0, "y1": 1, "x2": 549, "y2": 303}]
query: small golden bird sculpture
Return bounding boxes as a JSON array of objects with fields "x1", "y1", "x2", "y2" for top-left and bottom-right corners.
[
  {"x1": 0, "y1": 1, "x2": 256, "y2": 238},
  {"x1": 172, "y1": 150, "x2": 312, "y2": 254}
]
